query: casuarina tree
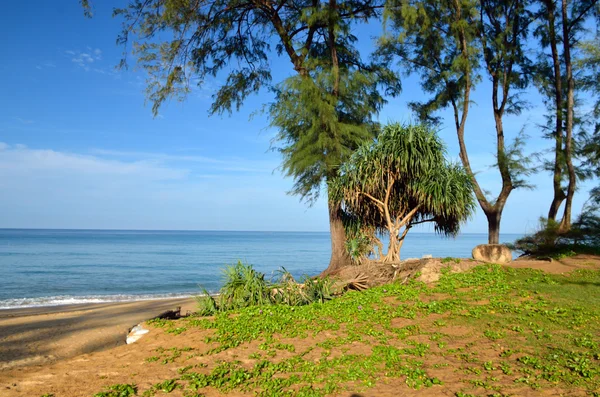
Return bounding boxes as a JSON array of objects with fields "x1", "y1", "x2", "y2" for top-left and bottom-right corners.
[
  {"x1": 81, "y1": 0, "x2": 400, "y2": 274},
  {"x1": 379, "y1": 0, "x2": 534, "y2": 245},
  {"x1": 533, "y1": 0, "x2": 599, "y2": 232}
]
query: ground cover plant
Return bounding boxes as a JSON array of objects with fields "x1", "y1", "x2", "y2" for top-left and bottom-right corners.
[{"x1": 92, "y1": 264, "x2": 600, "y2": 396}]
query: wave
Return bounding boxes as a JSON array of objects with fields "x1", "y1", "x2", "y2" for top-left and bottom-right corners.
[{"x1": 0, "y1": 293, "x2": 200, "y2": 310}]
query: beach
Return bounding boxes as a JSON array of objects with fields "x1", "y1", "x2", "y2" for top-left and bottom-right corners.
[
  {"x1": 0, "y1": 297, "x2": 196, "y2": 371},
  {"x1": 0, "y1": 257, "x2": 599, "y2": 396}
]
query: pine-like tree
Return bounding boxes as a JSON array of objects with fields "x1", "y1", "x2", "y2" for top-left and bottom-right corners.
[{"x1": 82, "y1": 0, "x2": 400, "y2": 273}]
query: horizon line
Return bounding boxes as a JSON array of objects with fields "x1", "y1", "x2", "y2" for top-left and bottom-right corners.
[{"x1": 0, "y1": 227, "x2": 524, "y2": 235}]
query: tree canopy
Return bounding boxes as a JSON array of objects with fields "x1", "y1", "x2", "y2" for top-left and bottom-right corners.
[
  {"x1": 378, "y1": 0, "x2": 535, "y2": 245},
  {"x1": 331, "y1": 123, "x2": 476, "y2": 263},
  {"x1": 83, "y1": 0, "x2": 401, "y2": 273}
]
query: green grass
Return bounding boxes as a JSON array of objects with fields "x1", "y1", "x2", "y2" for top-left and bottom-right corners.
[
  {"x1": 95, "y1": 265, "x2": 600, "y2": 396},
  {"x1": 93, "y1": 384, "x2": 137, "y2": 397}
]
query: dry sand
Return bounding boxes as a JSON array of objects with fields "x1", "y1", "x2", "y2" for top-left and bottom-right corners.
[{"x1": 0, "y1": 297, "x2": 197, "y2": 371}]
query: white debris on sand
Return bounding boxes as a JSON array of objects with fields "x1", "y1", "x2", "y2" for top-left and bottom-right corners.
[{"x1": 126, "y1": 324, "x2": 149, "y2": 344}]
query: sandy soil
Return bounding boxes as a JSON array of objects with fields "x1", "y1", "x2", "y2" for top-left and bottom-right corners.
[
  {"x1": 1, "y1": 255, "x2": 598, "y2": 397},
  {"x1": 0, "y1": 298, "x2": 196, "y2": 371}
]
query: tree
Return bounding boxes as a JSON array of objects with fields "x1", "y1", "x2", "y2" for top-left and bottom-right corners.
[
  {"x1": 580, "y1": 34, "x2": 600, "y2": 184},
  {"x1": 331, "y1": 123, "x2": 476, "y2": 263},
  {"x1": 533, "y1": 0, "x2": 599, "y2": 231},
  {"x1": 82, "y1": 0, "x2": 400, "y2": 273},
  {"x1": 379, "y1": 0, "x2": 533, "y2": 245}
]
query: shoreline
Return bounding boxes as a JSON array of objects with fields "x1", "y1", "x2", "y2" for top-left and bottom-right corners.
[
  {"x1": 0, "y1": 297, "x2": 197, "y2": 371},
  {"x1": 0, "y1": 293, "x2": 198, "y2": 313}
]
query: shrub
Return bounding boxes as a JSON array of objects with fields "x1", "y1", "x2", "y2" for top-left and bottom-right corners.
[
  {"x1": 219, "y1": 261, "x2": 272, "y2": 310},
  {"x1": 196, "y1": 262, "x2": 334, "y2": 315},
  {"x1": 510, "y1": 213, "x2": 600, "y2": 259}
]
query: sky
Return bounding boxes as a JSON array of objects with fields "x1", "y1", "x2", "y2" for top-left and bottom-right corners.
[{"x1": 0, "y1": 1, "x2": 596, "y2": 236}]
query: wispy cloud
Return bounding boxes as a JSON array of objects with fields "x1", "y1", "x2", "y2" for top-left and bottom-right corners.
[
  {"x1": 36, "y1": 61, "x2": 56, "y2": 70},
  {"x1": 0, "y1": 142, "x2": 322, "y2": 231},
  {"x1": 15, "y1": 117, "x2": 34, "y2": 124},
  {"x1": 68, "y1": 48, "x2": 104, "y2": 72},
  {"x1": 91, "y1": 149, "x2": 226, "y2": 164},
  {"x1": 91, "y1": 148, "x2": 277, "y2": 174},
  {"x1": 0, "y1": 143, "x2": 188, "y2": 181}
]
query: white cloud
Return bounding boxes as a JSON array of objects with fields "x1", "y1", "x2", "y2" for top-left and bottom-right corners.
[
  {"x1": 0, "y1": 144, "x2": 326, "y2": 231},
  {"x1": 91, "y1": 149, "x2": 225, "y2": 164},
  {"x1": 15, "y1": 117, "x2": 34, "y2": 124},
  {"x1": 0, "y1": 145, "x2": 188, "y2": 181},
  {"x1": 69, "y1": 48, "x2": 104, "y2": 72},
  {"x1": 90, "y1": 148, "x2": 278, "y2": 174}
]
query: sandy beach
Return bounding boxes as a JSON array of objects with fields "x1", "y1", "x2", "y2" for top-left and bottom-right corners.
[{"x1": 0, "y1": 297, "x2": 197, "y2": 371}]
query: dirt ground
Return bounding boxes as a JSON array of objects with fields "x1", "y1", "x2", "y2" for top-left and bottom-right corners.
[{"x1": 1, "y1": 255, "x2": 599, "y2": 397}]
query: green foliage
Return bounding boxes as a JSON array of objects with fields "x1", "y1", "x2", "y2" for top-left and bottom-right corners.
[
  {"x1": 100, "y1": 0, "x2": 400, "y2": 209},
  {"x1": 93, "y1": 384, "x2": 137, "y2": 397},
  {"x1": 270, "y1": 71, "x2": 385, "y2": 203},
  {"x1": 510, "y1": 216, "x2": 600, "y2": 258},
  {"x1": 219, "y1": 261, "x2": 272, "y2": 310},
  {"x1": 441, "y1": 257, "x2": 461, "y2": 265},
  {"x1": 331, "y1": 123, "x2": 475, "y2": 261},
  {"x1": 123, "y1": 265, "x2": 600, "y2": 396},
  {"x1": 379, "y1": 0, "x2": 480, "y2": 125},
  {"x1": 195, "y1": 288, "x2": 219, "y2": 317},
  {"x1": 379, "y1": 0, "x2": 536, "y2": 246},
  {"x1": 195, "y1": 262, "x2": 334, "y2": 315}
]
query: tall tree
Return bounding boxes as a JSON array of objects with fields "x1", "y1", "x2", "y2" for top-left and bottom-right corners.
[
  {"x1": 379, "y1": 0, "x2": 532, "y2": 245},
  {"x1": 331, "y1": 123, "x2": 475, "y2": 263},
  {"x1": 83, "y1": 0, "x2": 400, "y2": 273},
  {"x1": 534, "y1": 0, "x2": 599, "y2": 231},
  {"x1": 477, "y1": 0, "x2": 534, "y2": 242}
]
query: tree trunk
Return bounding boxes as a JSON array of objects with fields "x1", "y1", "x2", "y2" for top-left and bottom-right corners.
[
  {"x1": 548, "y1": 191, "x2": 565, "y2": 221},
  {"x1": 559, "y1": 0, "x2": 576, "y2": 233},
  {"x1": 383, "y1": 235, "x2": 400, "y2": 263},
  {"x1": 320, "y1": 198, "x2": 351, "y2": 276},
  {"x1": 486, "y1": 210, "x2": 501, "y2": 244},
  {"x1": 544, "y1": 0, "x2": 566, "y2": 223}
]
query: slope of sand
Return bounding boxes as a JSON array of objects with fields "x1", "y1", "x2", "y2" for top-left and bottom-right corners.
[{"x1": 0, "y1": 298, "x2": 196, "y2": 371}]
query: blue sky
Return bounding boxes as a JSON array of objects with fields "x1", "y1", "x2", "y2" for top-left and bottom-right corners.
[{"x1": 0, "y1": 2, "x2": 596, "y2": 236}]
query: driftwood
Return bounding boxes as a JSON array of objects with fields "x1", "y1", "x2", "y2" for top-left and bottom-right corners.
[{"x1": 328, "y1": 258, "x2": 437, "y2": 289}]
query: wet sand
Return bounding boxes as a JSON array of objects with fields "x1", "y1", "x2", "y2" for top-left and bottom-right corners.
[{"x1": 0, "y1": 297, "x2": 197, "y2": 371}]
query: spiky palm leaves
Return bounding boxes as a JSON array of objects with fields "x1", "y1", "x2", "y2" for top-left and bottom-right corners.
[
  {"x1": 331, "y1": 123, "x2": 476, "y2": 263},
  {"x1": 196, "y1": 262, "x2": 334, "y2": 315}
]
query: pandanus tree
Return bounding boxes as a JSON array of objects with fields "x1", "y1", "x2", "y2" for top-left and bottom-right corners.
[{"x1": 331, "y1": 123, "x2": 476, "y2": 263}]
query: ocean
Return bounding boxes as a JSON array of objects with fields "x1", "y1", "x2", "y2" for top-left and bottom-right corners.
[{"x1": 0, "y1": 229, "x2": 522, "y2": 309}]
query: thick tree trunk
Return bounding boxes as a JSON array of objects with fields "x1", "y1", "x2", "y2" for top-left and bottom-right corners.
[
  {"x1": 321, "y1": 199, "x2": 351, "y2": 276},
  {"x1": 486, "y1": 210, "x2": 501, "y2": 244}
]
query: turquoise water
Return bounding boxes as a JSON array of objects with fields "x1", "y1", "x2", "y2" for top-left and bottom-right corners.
[{"x1": 0, "y1": 229, "x2": 521, "y2": 309}]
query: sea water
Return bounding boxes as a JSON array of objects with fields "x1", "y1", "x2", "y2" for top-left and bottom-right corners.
[{"x1": 0, "y1": 229, "x2": 521, "y2": 309}]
